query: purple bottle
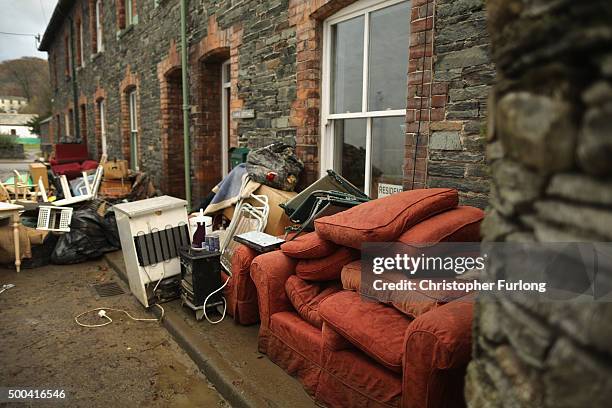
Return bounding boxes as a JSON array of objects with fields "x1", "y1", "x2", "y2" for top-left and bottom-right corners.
[{"x1": 191, "y1": 209, "x2": 207, "y2": 250}]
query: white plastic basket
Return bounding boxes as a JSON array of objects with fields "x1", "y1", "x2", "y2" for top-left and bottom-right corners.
[{"x1": 37, "y1": 206, "x2": 73, "y2": 232}]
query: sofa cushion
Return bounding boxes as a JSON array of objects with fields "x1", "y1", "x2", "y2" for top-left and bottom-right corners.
[
  {"x1": 285, "y1": 275, "x2": 342, "y2": 328},
  {"x1": 295, "y1": 247, "x2": 360, "y2": 281},
  {"x1": 341, "y1": 260, "x2": 361, "y2": 291},
  {"x1": 281, "y1": 231, "x2": 338, "y2": 259},
  {"x1": 398, "y1": 206, "x2": 484, "y2": 246},
  {"x1": 340, "y1": 261, "x2": 470, "y2": 319},
  {"x1": 315, "y1": 189, "x2": 458, "y2": 249},
  {"x1": 319, "y1": 291, "x2": 412, "y2": 373}
]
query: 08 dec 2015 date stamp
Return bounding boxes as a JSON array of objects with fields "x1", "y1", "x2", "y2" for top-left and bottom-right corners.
[{"x1": 0, "y1": 388, "x2": 67, "y2": 401}]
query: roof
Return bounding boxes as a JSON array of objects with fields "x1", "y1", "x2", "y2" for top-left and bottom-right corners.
[
  {"x1": 38, "y1": 0, "x2": 76, "y2": 52},
  {"x1": 0, "y1": 114, "x2": 37, "y2": 126}
]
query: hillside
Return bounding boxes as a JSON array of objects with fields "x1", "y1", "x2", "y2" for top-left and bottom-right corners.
[{"x1": 0, "y1": 57, "x2": 51, "y2": 115}]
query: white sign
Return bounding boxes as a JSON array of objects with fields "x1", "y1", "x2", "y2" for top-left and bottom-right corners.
[
  {"x1": 231, "y1": 109, "x2": 255, "y2": 119},
  {"x1": 378, "y1": 183, "x2": 403, "y2": 198}
]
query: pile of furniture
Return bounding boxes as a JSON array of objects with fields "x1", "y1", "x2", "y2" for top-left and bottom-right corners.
[
  {"x1": 229, "y1": 188, "x2": 485, "y2": 407},
  {"x1": 100, "y1": 159, "x2": 131, "y2": 199},
  {"x1": 49, "y1": 143, "x2": 98, "y2": 179}
]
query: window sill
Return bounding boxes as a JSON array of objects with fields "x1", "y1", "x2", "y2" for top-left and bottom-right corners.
[{"x1": 76, "y1": 65, "x2": 85, "y2": 73}]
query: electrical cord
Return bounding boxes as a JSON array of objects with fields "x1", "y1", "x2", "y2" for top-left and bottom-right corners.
[
  {"x1": 202, "y1": 277, "x2": 229, "y2": 324},
  {"x1": 74, "y1": 304, "x2": 165, "y2": 328}
]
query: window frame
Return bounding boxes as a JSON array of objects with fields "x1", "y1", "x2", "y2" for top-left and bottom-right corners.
[
  {"x1": 221, "y1": 59, "x2": 231, "y2": 176},
  {"x1": 98, "y1": 98, "x2": 107, "y2": 155},
  {"x1": 126, "y1": 0, "x2": 134, "y2": 26},
  {"x1": 78, "y1": 19, "x2": 85, "y2": 67},
  {"x1": 95, "y1": 0, "x2": 104, "y2": 52},
  {"x1": 320, "y1": 0, "x2": 409, "y2": 195},
  {"x1": 128, "y1": 89, "x2": 139, "y2": 170}
]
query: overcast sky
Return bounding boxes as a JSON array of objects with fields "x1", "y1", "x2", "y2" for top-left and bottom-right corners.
[{"x1": 0, "y1": 0, "x2": 57, "y2": 61}]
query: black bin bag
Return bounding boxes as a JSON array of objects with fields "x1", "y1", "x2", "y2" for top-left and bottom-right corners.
[{"x1": 51, "y1": 208, "x2": 121, "y2": 264}]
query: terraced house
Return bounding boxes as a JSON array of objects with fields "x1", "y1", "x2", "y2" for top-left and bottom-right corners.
[{"x1": 39, "y1": 0, "x2": 493, "y2": 207}]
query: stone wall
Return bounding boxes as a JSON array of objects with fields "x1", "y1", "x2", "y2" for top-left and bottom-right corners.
[
  {"x1": 44, "y1": 0, "x2": 493, "y2": 206},
  {"x1": 424, "y1": 0, "x2": 494, "y2": 208},
  {"x1": 466, "y1": 1, "x2": 612, "y2": 406}
]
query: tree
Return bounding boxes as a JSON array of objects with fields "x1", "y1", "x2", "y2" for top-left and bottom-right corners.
[
  {"x1": 26, "y1": 115, "x2": 42, "y2": 136},
  {"x1": 0, "y1": 57, "x2": 51, "y2": 116}
]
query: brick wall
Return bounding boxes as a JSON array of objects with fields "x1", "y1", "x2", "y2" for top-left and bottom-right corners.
[{"x1": 44, "y1": 0, "x2": 492, "y2": 207}]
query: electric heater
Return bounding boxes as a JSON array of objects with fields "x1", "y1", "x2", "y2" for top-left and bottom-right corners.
[{"x1": 114, "y1": 196, "x2": 190, "y2": 307}]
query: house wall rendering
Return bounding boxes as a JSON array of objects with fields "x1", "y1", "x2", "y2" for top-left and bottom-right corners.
[{"x1": 40, "y1": 0, "x2": 493, "y2": 207}]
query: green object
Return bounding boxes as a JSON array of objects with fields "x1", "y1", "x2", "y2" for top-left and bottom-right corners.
[
  {"x1": 230, "y1": 147, "x2": 250, "y2": 169},
  {"x1": 17, "y1": 138, "x2": 41, "y2": 145},
  {"x1": 180, "y1": 0, "x2": 192, "y2": 211}
]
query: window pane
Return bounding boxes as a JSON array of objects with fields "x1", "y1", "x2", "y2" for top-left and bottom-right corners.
[
  {"x1": 368, "y1": 1, "x2": 410, "y2": 111},
  {"x1": 334, "y1": 119, "x2": 367, "y2": 191},
  {"x1": 370, "y1": 117, "x2": 405, "y2": 198},
  {"x1": 331, "y1": 16, "x2": 364, "y2": 114}
]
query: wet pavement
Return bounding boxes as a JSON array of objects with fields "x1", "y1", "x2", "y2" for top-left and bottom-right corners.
[{"x1": 0, "y1": 259, "x2": 228, "y2": 407}]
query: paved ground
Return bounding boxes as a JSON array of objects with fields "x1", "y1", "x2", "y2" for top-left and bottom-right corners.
[
  {"x1": 0, "y1": 260, "x2": 228, "y2": 408},
  {"x1": 0, "y1": 160, "x2": 32, "y2": 181}
]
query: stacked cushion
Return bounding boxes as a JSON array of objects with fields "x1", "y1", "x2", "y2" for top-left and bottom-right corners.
[
  {"x1": 398, "y1": 206, "x2": 484, "y2": 246},
  {"x1": 295, "y1": 247, "x2": 360, "y2": 281},
  {"x1": 340, "y1": 258, "x2": 473, "y2": 319},
  {"x1": 281, "y1": 231, "x2": 338, "y2": 259},
  {"x1": 285, "y1": 276, "x2": 342, "y2": 328},
  {"x1": 315, "y1": 188, "x2": 458, "y2": 249}
]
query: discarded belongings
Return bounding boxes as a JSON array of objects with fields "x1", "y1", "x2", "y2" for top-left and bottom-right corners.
[
  {"x1": 114, "y1": 196, "x2": 190, "y2": 308},
  {"x1": 36, "y1": 205, "x2": 73, "y2": 232},
  {"x1": 281, "y1": 169, "x2": 369, "y2": 220},
  {"x1": 246, "y1": 141, "x2": 304, "y2": 191},
  {"x1": 281, "y1": 170, "x2": 370, "y2": 238},
  {"x1": 179, "y1": 246, "x2": 225, "y2": 323},
  {"x1": 50, "y1": 207, "x2": 120, "y2": 264},
  {"x1": 250, "y1": 189, "x2": 485, "y2": 407}
]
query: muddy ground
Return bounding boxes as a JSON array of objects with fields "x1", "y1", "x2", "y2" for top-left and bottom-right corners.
[{"x1": 0, "y1": 259, "x2": 228, "y2": 407}]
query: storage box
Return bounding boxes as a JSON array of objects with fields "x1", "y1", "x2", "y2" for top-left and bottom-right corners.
[
  {"x1": 100, "y1": 178, "x2": 131, "y2": 198},
  {"x1": 103, "y1": 159, "x2": 129, "y2": 179}
]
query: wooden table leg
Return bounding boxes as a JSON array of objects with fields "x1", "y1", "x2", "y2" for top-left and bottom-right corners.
[{"x1": 13, "y1": 211, "x2": 20, "y2": 273}]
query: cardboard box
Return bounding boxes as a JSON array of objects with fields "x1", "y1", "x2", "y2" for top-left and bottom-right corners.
[
  {"x1": 29, "y1": 163, "x2": 48, "y2": 189},
  {"x1": 100, "y1": 178, "x2": 131, "y2": 198},
  {"x1": 222, "y1": 184, "x2": 297, "y2": 237}
]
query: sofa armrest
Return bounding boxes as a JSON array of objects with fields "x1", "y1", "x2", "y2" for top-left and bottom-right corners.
[
  {"x1": 250, "y1": 250, "x2": 298, "y2": 329},
  {"x1": 402, "y1": 300, "x2": 474, "y2": 408}
]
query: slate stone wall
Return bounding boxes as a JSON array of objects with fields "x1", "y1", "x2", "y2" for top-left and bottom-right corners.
[
  {"x1": 425, "y1": 0, "x2": 494, "y2": 208},
  {"x1": 466, "y1": 1, "x2": 612, "y2": 406},
  {"x1": 45, "y1": 0, "x2": 492, "y2": 206}
]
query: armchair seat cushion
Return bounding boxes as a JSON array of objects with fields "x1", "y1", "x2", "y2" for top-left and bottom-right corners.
[
  {"x1": 315, "y1": 188, "x2": 458, "y2": 249},
  {"x1": 319, "y1": 291, "x2": 412, "y2": 373},
  {"x1": 285, "y1": 275, "x2": 341, "y2": 329}
]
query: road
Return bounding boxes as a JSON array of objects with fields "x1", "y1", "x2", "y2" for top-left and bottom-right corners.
[
  {"x1": 0, "y1": 258, "x2": 228, "y2": 407},
  {"x1": 0, "y1": 160, "x2": 32, "y2": 181}
]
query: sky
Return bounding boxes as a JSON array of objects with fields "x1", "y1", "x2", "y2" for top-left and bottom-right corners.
[{"x1": 0, "y1": 0, "x2": 57, "y2": 61}]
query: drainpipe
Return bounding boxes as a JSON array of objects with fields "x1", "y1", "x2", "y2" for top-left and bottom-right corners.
[
  {"x1": 68, "y1": 15, "x2": 80, "y2": 143},
  {"x1": 180, "y1": 0, "x2": 192, "y2": 210}
]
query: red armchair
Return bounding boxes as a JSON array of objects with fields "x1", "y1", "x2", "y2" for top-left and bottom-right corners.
[
  {"x1": 250, "y1": 250, "x2": 474, "y2": 408},
  {"x1": 50, "y1": 143, "x2": 98, "y2": 179}
]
